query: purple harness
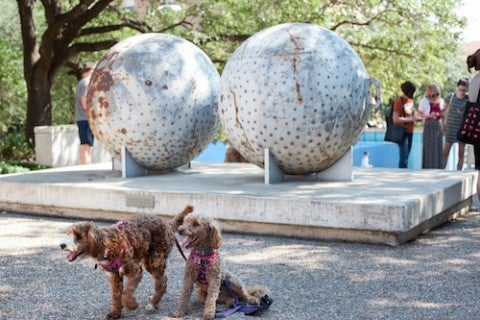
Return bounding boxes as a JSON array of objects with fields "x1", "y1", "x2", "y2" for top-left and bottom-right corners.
[{"x1": 215, "y1": 278, "x2": 273, "y2": 318}]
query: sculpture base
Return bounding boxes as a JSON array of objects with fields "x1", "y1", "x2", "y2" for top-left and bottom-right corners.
[
  {"x1": 264, "y1": 147, "x2": 353, "y2": 184},
  {"x1": 0, "y1": 162, "x2": 475, "y2": 246}
]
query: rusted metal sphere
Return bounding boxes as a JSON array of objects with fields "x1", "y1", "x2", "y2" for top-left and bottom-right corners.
[
  {"x1": 87, "y1": 33, "x2": 219, "y2": 170},
  {"x1": 219, "y1": 23, "x2": 380, "y2": 175}
]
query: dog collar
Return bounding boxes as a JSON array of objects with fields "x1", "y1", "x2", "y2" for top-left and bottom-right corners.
[{"x1": 189, "y1": 248, "x2": 218, "y2": 285}]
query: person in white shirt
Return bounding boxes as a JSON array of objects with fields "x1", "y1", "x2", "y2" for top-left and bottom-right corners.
[{"x1": 361, "y1": 151, "x2": 373, "y2": 168}]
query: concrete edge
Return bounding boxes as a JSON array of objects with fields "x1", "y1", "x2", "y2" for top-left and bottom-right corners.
[{"x1": 0, "y1": 196, "x2": 472, "y2": 246}]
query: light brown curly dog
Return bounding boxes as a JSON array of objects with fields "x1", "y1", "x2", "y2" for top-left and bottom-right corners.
[
  {"x1": 172, "y1": 214, "x2": 268, "y2": 320},
  {"x1": 60, "y1": 205, "x2": 193, "y2": 319}
]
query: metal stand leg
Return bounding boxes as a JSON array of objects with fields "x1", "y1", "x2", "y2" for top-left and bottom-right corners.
[
  {"x1": 316, "y1": 147, "x2": 353, "y2": 181},
  {"x1": 121, "y1": 146, "x2": 147, "y2": 178},
  {"x1": 264, "y1": 148, "x2": 286, "y2": 184}
]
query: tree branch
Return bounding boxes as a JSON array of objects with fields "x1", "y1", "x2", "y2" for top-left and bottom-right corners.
[
  {"x1": 60, "y1": 0, "x2": 114, "y2": 45},
  {"x1": 330, "y1": 9, "x2": 391, "y2": 31},
  {"x1": 349, "y1": 42, "x2": 414, "y2": 58},
  {"x1": 79, "y1": 18, "x2": 152, "y2": 36},
  {"x1": 40, "y1": 0, "x2": 61, "y2": 26},
  {"x1": 155, "y1": 17, "x2": 194, "y2": 33},
  {"x1": 51, "y1": 40, "x2": 117, "y2": 79},
  {"x1": 218, "y1": 33, "x2": 250, "y2": 42}
]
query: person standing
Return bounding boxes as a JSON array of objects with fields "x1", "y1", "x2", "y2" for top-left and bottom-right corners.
[
  {"x1": 418, "y1": 83, "x2": 445, "y2": 169},
  {"x1": 392, "y1": 81, "x2": 421, "y2": 168},
  {"x1": 442, "y1": 78, "x2": 469, "y2": 170},
  {"x1": 467, "y1": 49, "x2": 480, "y2": 200},
  {"x1": 75, "y1": 62, "x2": 95, "y2": 164}
]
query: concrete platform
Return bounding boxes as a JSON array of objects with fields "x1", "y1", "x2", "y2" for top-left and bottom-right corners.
[{"x1": 0, "y1": 162, "x2": 476, "y2": 245}]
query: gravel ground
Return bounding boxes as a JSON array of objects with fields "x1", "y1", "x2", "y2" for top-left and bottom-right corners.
[{"x1": 1, "y1": 210, "x2": 480, "y2": 320}]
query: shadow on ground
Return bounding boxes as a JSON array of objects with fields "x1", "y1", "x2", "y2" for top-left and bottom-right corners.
[{"x1": 1, "y1": 211, "x2": 480, "y2": 319}]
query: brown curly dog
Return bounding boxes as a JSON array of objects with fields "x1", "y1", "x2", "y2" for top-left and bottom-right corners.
[
  {"x1": 60, "y1": 205, "x2": 193, "y2": 319},
  {"x1": 224, "y1": 146, "x2": 249, "y2": 163},
  {"x1": 172, "y1": 214, "x2": 268, "y2": 320}
]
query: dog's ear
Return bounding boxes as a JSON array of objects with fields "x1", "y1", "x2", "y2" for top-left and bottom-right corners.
[
  {"x1": 67, "y1": 222, "x2": 92, "y2": 236},
  {"x1": 207, "y1": 218, "x2": 222, "y2": 249},
  {"x1": 85, "y1": 222, "x2": 101, "y2": 241}
]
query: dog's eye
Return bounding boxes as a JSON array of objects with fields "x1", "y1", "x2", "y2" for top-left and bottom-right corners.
[
  {"x1": 193, "y1": 222, "x2": 199, "y2": 227},
  {"x1": 75, "y1": 234, "x2": 82, "y2": 240}
]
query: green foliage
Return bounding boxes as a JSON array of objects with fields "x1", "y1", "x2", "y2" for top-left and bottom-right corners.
[
  {"x1": 0, "y1": 131, "x2": 48, "y2": 174},
  {"x1": 0, "y1": 160, "x2": 49, "y2": 174},
  {"x1": 0, "y1": 162, "x2": 30, "y2": 174},
  {"x1": 171, "y1": 0, "x2": 468, "y2": 121},
  {"x1": 51, "y1": 68, "x2": 77, "y2": 125},
  {"x1": 0, "y1": 2, "x2": 27, "y2": 135},
  {"x1": 0, "y1": 0, "x2": 473, "y2": 164},
  {"x1": 0, "y1": 131, "x2": 34, "y2": 161},
  {"x1": 214, "y1": 128, "x2": 229, "y2": 144}
]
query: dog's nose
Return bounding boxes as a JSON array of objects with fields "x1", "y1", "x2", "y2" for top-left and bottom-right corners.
[{"x1": 60, "y1": 243, "x2": 66, "y2": 250}]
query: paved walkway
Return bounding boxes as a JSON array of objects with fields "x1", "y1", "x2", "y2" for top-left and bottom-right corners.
[{"x1": 1, "y1": 210, "x2": 480, "y2": 319}]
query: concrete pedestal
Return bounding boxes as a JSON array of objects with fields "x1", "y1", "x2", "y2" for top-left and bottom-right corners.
[
  {"x1": 0, "y1": 162, "x2": 475, "y2": 246},
  {"x1": 34, "y1": 125, "x2": 111, "y2": 167}
]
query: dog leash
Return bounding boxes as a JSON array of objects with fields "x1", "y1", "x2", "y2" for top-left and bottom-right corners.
[
  {"x1": 214, "y1": 278, "x2": 273, "y2": 318},
  {"x1": 174, "y1": 237, "x2": 187, "y2": 261}
]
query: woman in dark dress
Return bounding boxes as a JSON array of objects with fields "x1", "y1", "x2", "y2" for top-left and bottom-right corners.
[{"x1": 419, "y1": 83, "x2": 445, "y2": 169}]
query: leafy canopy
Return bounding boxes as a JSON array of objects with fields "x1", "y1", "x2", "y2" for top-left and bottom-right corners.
[{"x1": 0, "y1": 0, "x2": 469, "y2": 149}]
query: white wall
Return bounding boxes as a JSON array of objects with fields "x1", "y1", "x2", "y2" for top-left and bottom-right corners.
[{"x1": 34, "y1": 125, "x2": 112, "y2": 167}]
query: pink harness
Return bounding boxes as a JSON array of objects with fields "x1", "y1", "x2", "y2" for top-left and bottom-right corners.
[
  {"x1": 189, "y1": 249, "x2": 218, "y2": 285},
  {"x1": 96, "y1": 221, "x2": 130, "y2": 273}
]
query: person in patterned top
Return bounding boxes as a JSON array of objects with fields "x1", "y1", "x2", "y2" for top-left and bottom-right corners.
[{"x1": 442, "y1": 78, "x2": 469, "y2": 170}]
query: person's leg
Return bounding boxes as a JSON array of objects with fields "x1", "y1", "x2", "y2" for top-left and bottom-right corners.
[
  {"x1": 398, "y1": 133, "x2": 413, "y2": 169},
  {"x1": 457, "y1": 143, "x2": 465, "y2": 170},
  {"x1": 406, "y1": 132, "x2": 413, "y2": 156},
  {"x1": 443, "y1": 141, "x2": 452, "y2": 169},
  {"x1": 77, "y1": 120, "x2": 93, "y2": 165},
  {"x1": 398, "y1": 141, "x2": 407, "y2": 168},
  {"x1": 79, "y1": 144, "x2": 91, "y2": 164},
  {"x1": 474, "y1": 145, "x2": 480, "y2": 202}
]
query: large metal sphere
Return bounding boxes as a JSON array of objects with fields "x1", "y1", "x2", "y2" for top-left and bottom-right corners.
[
  {"x1": 219, "y1": 23, "x2": 378, "y2": 175},
  {"x1": 87, "y1": 33, "x2": 219, "y2": 170}
]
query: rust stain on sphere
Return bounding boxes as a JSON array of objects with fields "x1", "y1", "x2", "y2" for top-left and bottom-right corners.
[
  {"x1": 219, "y1": 23, "x2": 379, "y2": 175},
  {"x1": 87, "y1": 33, "x2": 220, "y2": 170}
]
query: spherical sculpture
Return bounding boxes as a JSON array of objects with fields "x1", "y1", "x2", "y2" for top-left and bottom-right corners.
[
  {"x1": 219, "y1": 23, "x2": 380, "y2": 175},
  {"x1": 87, "y1": 33, "x2": 219, "y2": 170}
]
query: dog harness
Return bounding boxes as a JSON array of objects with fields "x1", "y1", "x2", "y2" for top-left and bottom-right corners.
[
  {"x1": 95, "y1": 221, "x2": 130, "y2": 273},
  {"x1": 177, "y1": 243, "x2": 273, "y2": 318},
  {"x1": 189, "y1": 247, "x2": 218, "y2": 285},
  {"x1": 98, "y1": 245, "x2": 126, "y2": 273}
]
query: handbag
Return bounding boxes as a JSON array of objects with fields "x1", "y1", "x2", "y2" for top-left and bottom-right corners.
[
  {"x1": 384, "y1": 104, "x2": 406, "y2": 144},
  {"x1": 457, "y1": 89, "x2": 480, "y2": 145}
]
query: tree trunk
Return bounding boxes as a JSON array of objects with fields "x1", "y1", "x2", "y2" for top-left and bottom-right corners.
[{"x1": 25, "y1": 79, "x2": 53, "y2": 146}]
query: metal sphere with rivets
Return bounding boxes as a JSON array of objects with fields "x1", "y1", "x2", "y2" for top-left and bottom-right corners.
[
  {"x1": 219, "y1": 23, "x2": 380, "y2": 175},
  {"x1": 87, "y1": 33, "x2": 220, "y2": 170}
]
